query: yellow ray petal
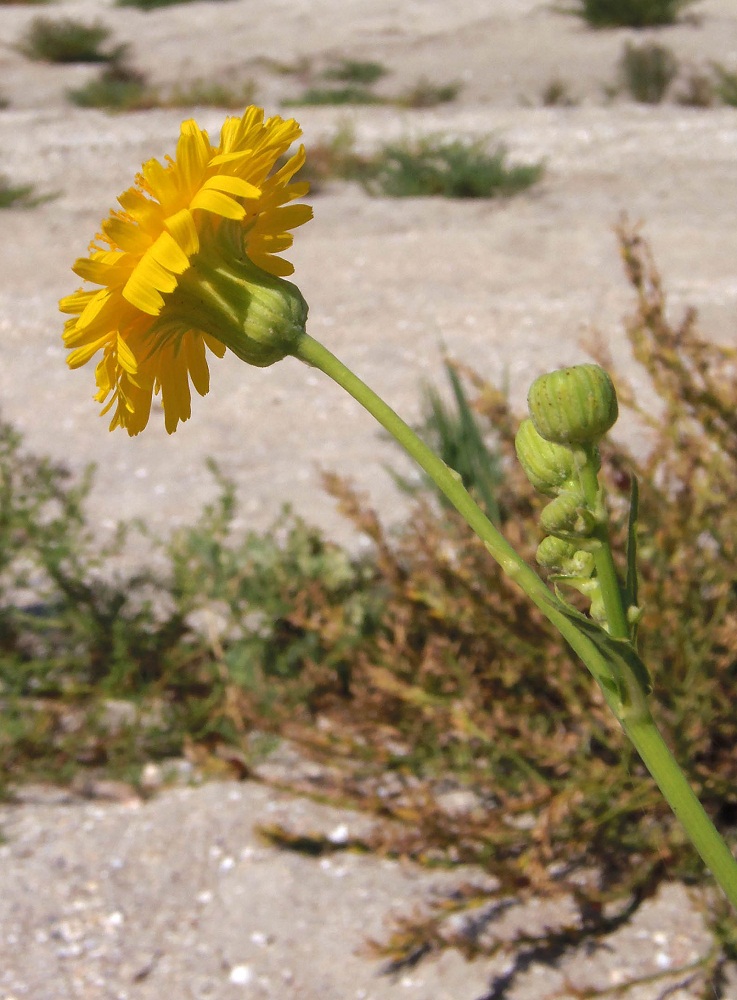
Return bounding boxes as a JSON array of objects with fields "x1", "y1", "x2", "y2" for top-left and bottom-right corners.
[
  {"x1": 200, "y1": 174, "x2": 260, "y2": 200},
  {"x1": 183, "y1": 332, "x2": 211, "y2": 397},
  {"x1": 165, "y1": 208, "x2": 199, "y2": 257},
  {"x1": 190, "y1": 188, "x2": 246, "y2": 219},
  {"x1": 116, "y1": 333, "x2": 138, "y2": 375}
]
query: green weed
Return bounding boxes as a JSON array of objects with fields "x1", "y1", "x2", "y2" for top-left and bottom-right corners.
[
  {"x1": 322, "y1": 59, "x2": 387, "y2": 86},
  {"x1": 298, "y1": 132, "x2": 542, "y2": 199},
  {"x1": 361, "y1": 136, "x2": 543, "y2": 199},
  {"x1": 162, "y1": 79, "x2": 256, "y2": 109},
  {"x1": 67, "y1": 62, "x2": 155, "y2": 111},
  {"x1": 618, "y1": 40, "x2": 678, "y2": 103},
  {"x1": 0, "y1": 177, "x2": 45, "y2": 208},
  {"x1": 165, "y1": 467, "x2": 383, "y2": 706},
  {"x1": 395, "y1": 78, "x2": 461, "y2": 109},
  {"x1": 68, "y1": 65, "x2": 255, "y2": 112},
  {"x1": 568, "y1": 0, "x2": 698, "y2": 28},
  {"x1": 281, "y1": 58, "x2": 459, "y2": 110},
  {"x1": 258, "y1": 55, "x2": 312, "y2": 79},
  {"x1": 284, "y1": 85, "x2": 384, "y2": 107},
  {"x1": 18, "y1": 17, "x2": 123, "y2": 64}
]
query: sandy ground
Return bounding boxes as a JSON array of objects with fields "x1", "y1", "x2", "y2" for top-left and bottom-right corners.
[
  {"x1": 2, "y1": 0, "x2": 737, "y2": 996},
  {"x1": 0, "y1": 778, "x2": 731, "y2": 1000}
]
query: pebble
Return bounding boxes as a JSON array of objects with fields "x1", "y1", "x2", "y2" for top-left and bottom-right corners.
[{"x1": 229, "y1": 964, "x2": 253, "y2": 985}]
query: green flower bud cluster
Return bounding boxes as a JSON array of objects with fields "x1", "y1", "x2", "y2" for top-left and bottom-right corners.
[
  {"x1": 515, "y1": 418, "x2": 597, "y2": 578},
  {"x1": 515, "y1": 364, "x2": 620, "y2": 624}
]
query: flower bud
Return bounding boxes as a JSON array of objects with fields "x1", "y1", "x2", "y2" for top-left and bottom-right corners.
[
  {"x1": 536, "y1": 536, "x2": 596, "y2": 578},
  {"x1": 540, "y1": 493, "x2": 596, "y2": 537},
  {"x1": 527, "y1": 364, "x2": 618, "y2": 445},
  {"x1": 567, "y1": 548, "x2": 596, "y2": 578},
  {"x1": 514, "y1": 419, "x2": 576, "y2": 498},
  {"x1": 535, "y1": 535, "x2": 578, "y2": 570}
]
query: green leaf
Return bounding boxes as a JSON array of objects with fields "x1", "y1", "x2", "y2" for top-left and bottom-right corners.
[
  {"x1": 556, "y1": 600, "x2": 653, "y2": 710},
  {"x1": 624, "y1": 473, "x2": 639, "y2": 626}
]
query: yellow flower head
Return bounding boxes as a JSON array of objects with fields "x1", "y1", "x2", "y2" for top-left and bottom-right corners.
[{"x1": 61, "y1": 106, "x2": 312, "y2": 435}]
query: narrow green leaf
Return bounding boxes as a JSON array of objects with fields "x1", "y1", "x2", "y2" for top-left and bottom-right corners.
[
  {"x1": 624, "y1": 472, "x2": 639, "y2": 617},
  {"x1": 446, "y1": 362, "x2": 501, "y2": 523},
  {"x1": 556, "y1": 600, "x2": 653, "y2": 708}
]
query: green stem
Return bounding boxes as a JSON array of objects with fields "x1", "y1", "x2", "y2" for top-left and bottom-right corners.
[
  {"x1": 623, "y1": 715, "x2": 737, "y2": 911},
  {"x1": 578, "y1": 444, "x2": 630, "y2": 640},
  {"x1": 295, "y1": 334, "x2": 580, "y2": 644},
  {"x1": 292, "y1": 332, "x2": 737, "y2": 910}
]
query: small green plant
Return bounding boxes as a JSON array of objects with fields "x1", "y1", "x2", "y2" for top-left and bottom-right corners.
[
  {"x1": 67, "y1": 62, "x2": 155, "y2": 112},
  {"x1": 569, "y1": 0, "x2": 698, "y2": 28},
  {"x1": 619, "y1": 40, "x2": 678, "y2": 103},
  {"x1": 284, "y1": 85, "x2": 384, "y2": 107},
  {"x1": 396, "y1": 78, "x2": 461, "y2": 109},
  {"x1": 712, "y1": 63, "x2": 737, "y2": 106},
  {"x1": 68, "y1": 67, "x2": 255, "y2": 112},
  {"x1": 322, "y1": 59, "x2": 387, "y2": 86},
  {"x1": 362, "y1": 136, "x2": 543, "y2": 199},
  {"x1": 281, "y1": 58, "x2": 459, "y2": 111},
  {"x1": 167, "y1": 476, "x2": 382, "y2": 703},
  {"x1": 162, "y1": 78, "x2": 256, "y2": 109},
  {"x1": 0, "y1": 176, "x2": 43, "y2": 208},
  {"x1": 18, "y1": 17, "x2": 122, "y2": 64},
  {"x1": 298, "y1": 132, "x2": 543, "y2": 199}
]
